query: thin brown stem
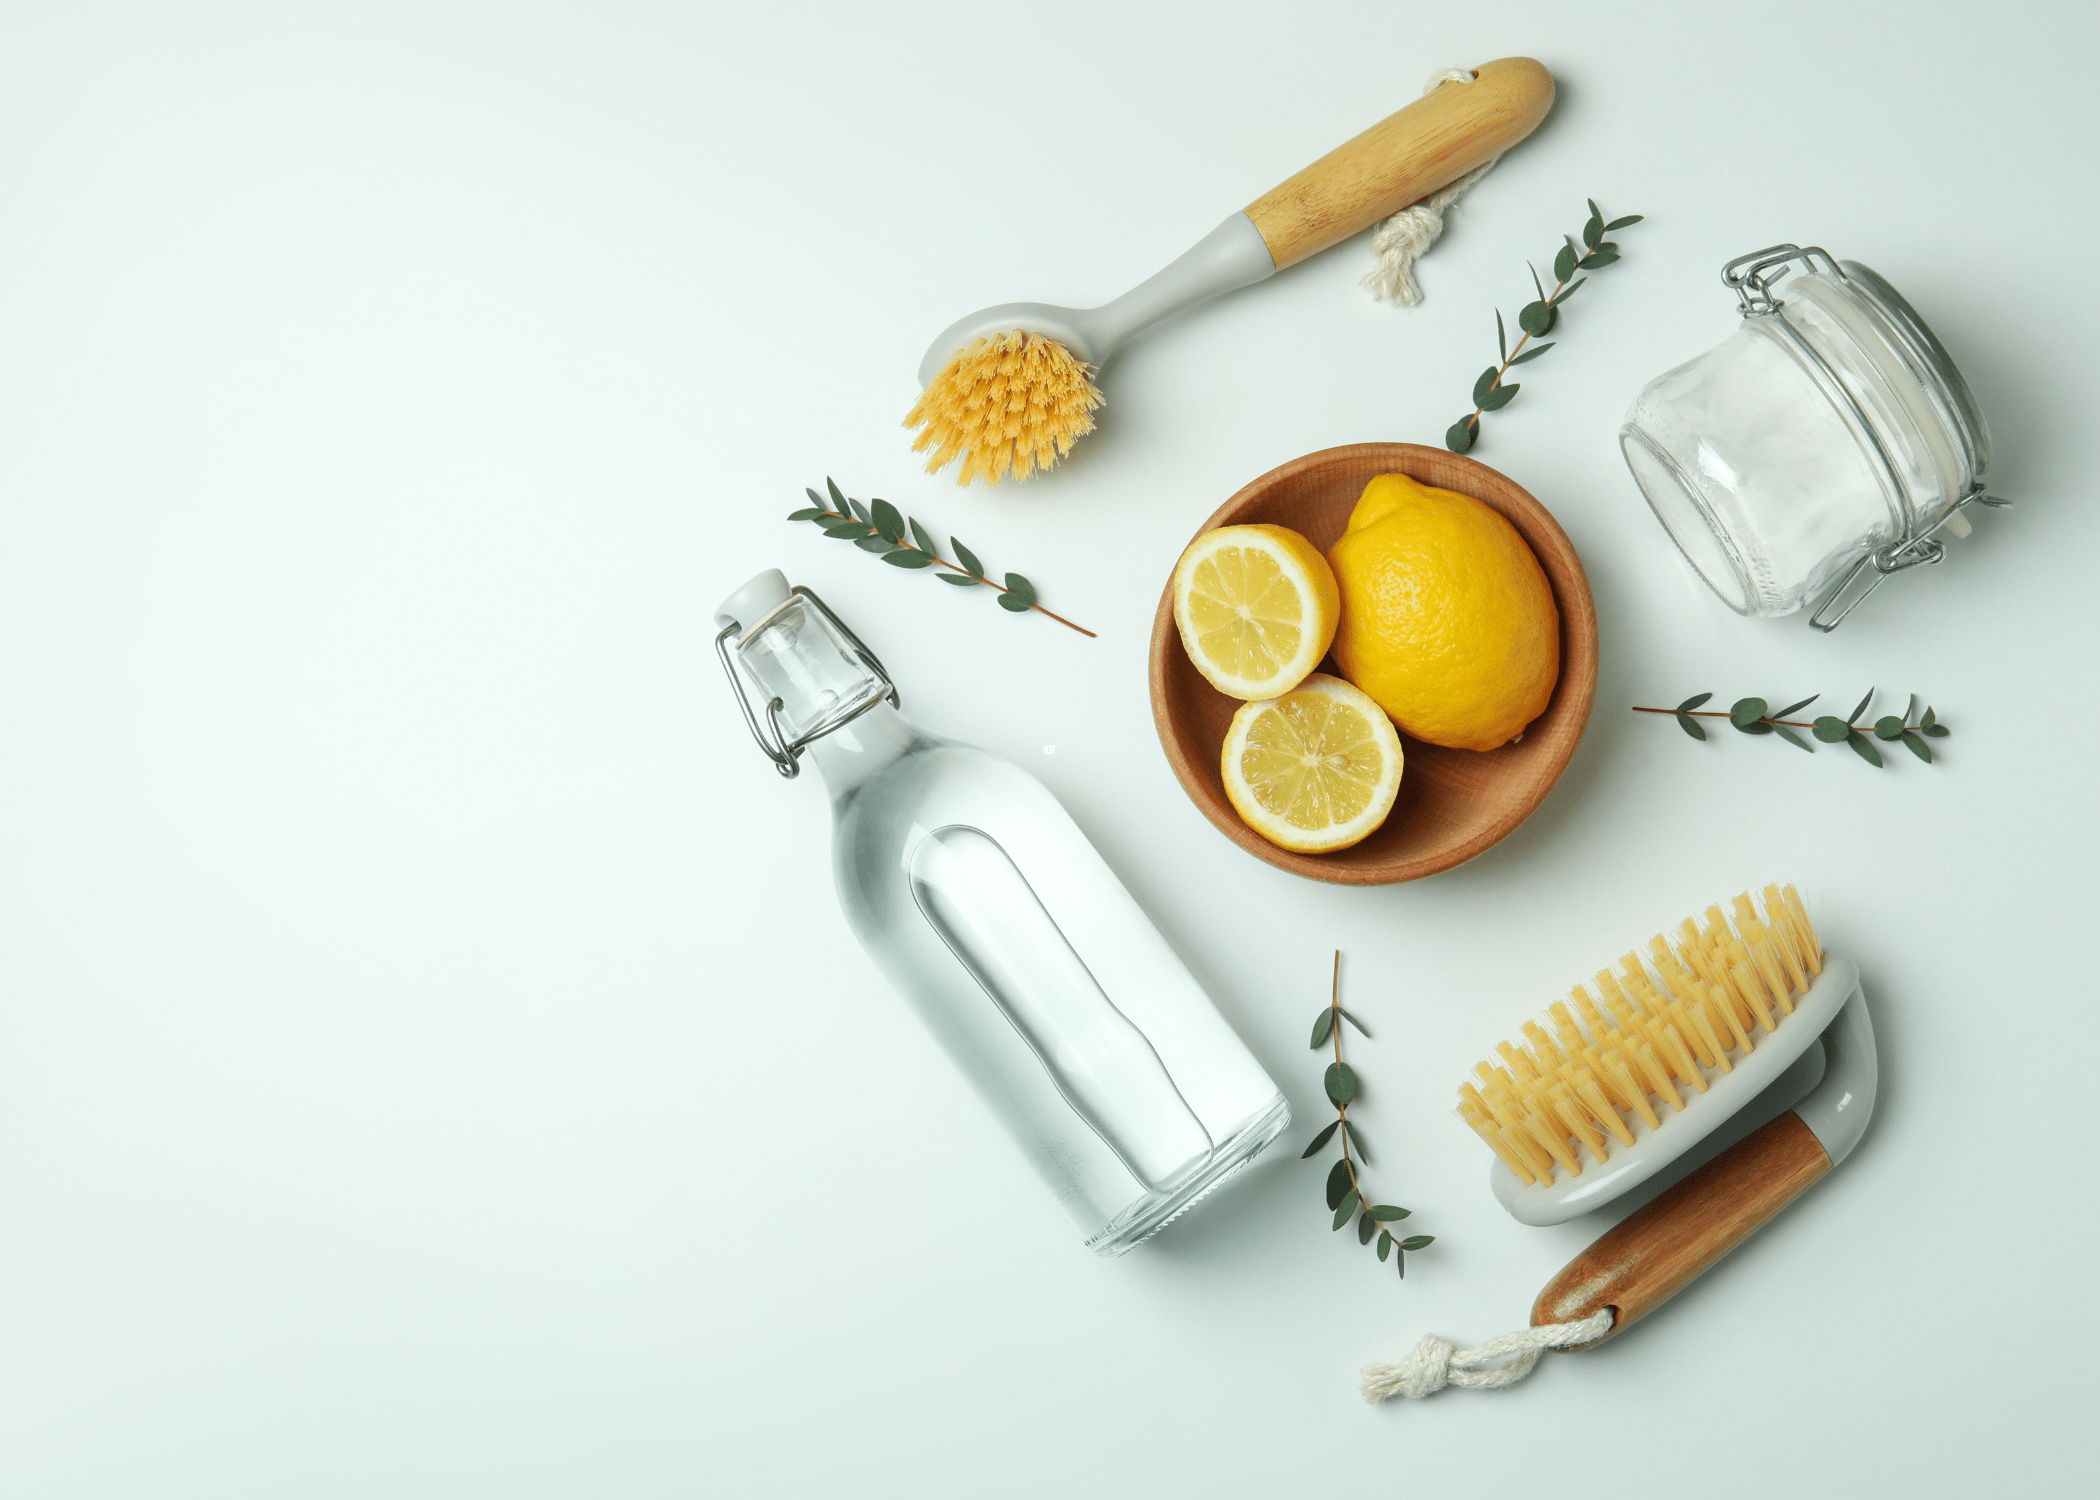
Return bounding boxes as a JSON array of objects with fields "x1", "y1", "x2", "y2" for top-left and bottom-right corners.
[
  {"x1": 814, "y1": 506, "x2": 1095, "y2": 637},
  {"x1": 1632, "y1": 706, "x2": 1929, "y2": 732},
  {"x1": 1465, "y1": 267, "x2": 1574, "y2": 426}
]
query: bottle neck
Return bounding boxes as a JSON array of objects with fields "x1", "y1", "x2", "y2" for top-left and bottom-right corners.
[{"x1": 804, "y1": 700, "x2": 922, "y2": 797}]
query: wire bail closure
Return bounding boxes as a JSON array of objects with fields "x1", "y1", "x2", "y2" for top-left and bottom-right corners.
[
  {"x1": 715, "y1": 584, "x2": 900, "y2": 779},
  {"x1": 1721, "y1": 243, "x2": 2009, "y2": 630}
]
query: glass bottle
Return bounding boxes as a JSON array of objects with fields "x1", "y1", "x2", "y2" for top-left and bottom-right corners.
[{"x1": 715, "y1": 570, "x2": 1290, "y2": 1254}]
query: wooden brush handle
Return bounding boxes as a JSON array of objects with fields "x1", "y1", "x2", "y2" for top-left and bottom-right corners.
[
  {"x1": 1243, "y1": 57, "x2": 1554, "y2": 271},
  {"x1": 1530, "y1": 1111, "x2": 1833, "y2": 1349}
]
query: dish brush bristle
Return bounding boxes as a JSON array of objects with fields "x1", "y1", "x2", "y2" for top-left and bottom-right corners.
[
  {"x1": 1455, "y1": 886, "x2": 1824, "y2": 1188},
  {"x1": 904, "y1": 330, "x2": 1103, "y2": 486}
]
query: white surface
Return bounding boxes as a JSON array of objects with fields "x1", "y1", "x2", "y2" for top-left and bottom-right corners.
[{"x1": 0, "y1": 2, "x2": 2091, "y2": 1494}]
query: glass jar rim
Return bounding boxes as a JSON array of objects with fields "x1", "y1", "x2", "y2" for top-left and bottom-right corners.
[{"x1": 1834, "y1": 259, "x2": 1991, "y2": 479}]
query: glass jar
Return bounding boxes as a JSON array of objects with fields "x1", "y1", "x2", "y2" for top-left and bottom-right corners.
[{"x1": 1620, "y1": 245, "x2": 2007, "y2": 629}]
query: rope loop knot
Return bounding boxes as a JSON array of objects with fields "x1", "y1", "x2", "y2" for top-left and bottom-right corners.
[
  {"x1": 1361, "y1": 68, "x2": 1498, "y2": 307},
  {"x1": 1360, "y1": 1308, "x2": 1614, "y2": 1403}
]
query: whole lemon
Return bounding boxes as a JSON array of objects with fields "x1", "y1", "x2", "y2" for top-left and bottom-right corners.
[{"x1": 1327, "y1": 473, "x2": 1559, "y2": 751}]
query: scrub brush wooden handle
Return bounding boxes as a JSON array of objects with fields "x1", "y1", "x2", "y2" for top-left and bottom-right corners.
[
  {"x1": 1245, "y1": 57, "x2": 1555, "y2": 270},
  {"x1": 1531, "y1": 1110, "x2": 1833, "y2": 1348}
]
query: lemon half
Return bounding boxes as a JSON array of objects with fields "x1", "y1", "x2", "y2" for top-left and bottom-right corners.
[
  {"x1": 1172, "y1": 524, "x2": 1340, "y2": 701},
  {"x1": 1221, "y1": 674, "x2": 1403, "y2": 853}
]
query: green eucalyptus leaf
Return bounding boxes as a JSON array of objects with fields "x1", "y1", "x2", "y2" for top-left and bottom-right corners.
[
  {"x1": 1677, "y1": 710, "x2": 1707, "y2": 741},
  {"x1": 1002, "y1": 573, "x2": 1037, "y2": 610},
  {"x1": 937, "y1": 572, "x2": 980, "y2": 586},
  {"x1": 1729, "y1": 697, "x2": 1768, "y2": 729},
  {"x1": 869, "y1": 498, "x2": 906, "y2": 543},
  {"x1": 1338, "y1": 1007, "x2": 1371, "y2": 1038},
  {"x1": 1587, "y1": 196, "x2": 1603, "y2": 222},
  {"x1": 1310, "y1": 1010, "x2": 1335, "y2": 1049},
  {"x1": 1921, "y1": 706, "x2": 1937, "y2": 730},
  {"x1": 1554, "y1": 242, "x2": 1577, "y2": 282},
  {"x1": 1496, "y1": 308, "x2": 1508, "y2": 362},
  {"x1": 1677, "y1": 692, "x2": 1714, "y2": 712},
  {"x1": 1395, "y1": 1250, "x2": 1406, "y2": 1278},
  {"x1": 1529, "y1": 262, "x2": 1547, "y2": 302},
  {"x1": 806, "y1": 487, "x2": 827, "y2": 509},
  {"x1": 883, "y1": 548, "x2": 935, "y2": 568},
  {"x1": 1480, "y1": 381, "x2": 1520, "y2": 411},
  {"x1": 1812, "y1": 715, "x2": 1850, "y2": 743},
  {"x1": 1849, "y1": 688, "x2": 1874, "y2": 723},
  {"x1": 1358, "y1": 1210, "x2": 1379, "y2": 1245},
  {"x1": 1368, "y1": 1205, "x2": 1410, "y2": 1221},
  {"x1": 1324, "y1": 1061, "x2": 1357, "y2": 1105},
  {"x1": 787, "y1": 507, "x2": 826, "y2": 521},
  {"x1": 1341, "y1": 1119, "x2": 1370, "y2": 1165},
  {"x1": 1773, "y1": 694, "x2": 1820, "y2": 719},
  {"x1": 1904, "y1": 731, "x2": 1933, "y2": 763},
  {"x1": 1332, "y1": 1190, "x2": 1360, "y2": 1230},
  {"x1": 1398, "y1": 1234, "x2": 1434, "y2": 1251},
  {"x1": 825, "y1": 477, "x2": 849, "y2": 510},
  {"x1": 1551, "y1": 275, "x2": 1587, "y2": 306},
  {"x1": 1848, "y1": 731, "x2": 1884, "y2": 768},
  {"x1": 1923, "y1": 724, "x2": 1950, "y2": 738},
  {"x1": 1300, "y1": 1121, "x2": 1339, "y2": 1158},
  {"x1": 854, "y1": 534, "x2": 895, "y2": 554},
  {"x1": 1377, "y1": 1230, "x2": 1393, "y2": 1261},
  {"x1": 1583, "y1": 213, "x2": 1603, "y2": 250},
  {"x1": 1874, "y1": 715, "x2": 1906, "y2": 741},
  {"x1": 1325, "y1": 1157, "x2": 1353, "y2": 1210},
  {"x1": 1604, "y1": 214, "x2": 1644, "y2": 230},
  {"x1": 1509, "y1": 341, "x2": 1555, "y2": 365},
  {"x1": 1773, "y1": 723, "x2": 1813, "y2": 753},
  {"x1": 1518, "y1": 301, "x2": 1553, "y2": 336},
  {"x1": 1739, "y1": 720, "x2": 1775, "y2": 735},
  {"x1": 1580, "y1": 250, "x2": 1621, "y2": 269},
  {"x1": 822, "y1": 522, "x2": 870, "y2": 539},
  {"x1": 848, "y1": 497, "x2": 873, "y2": 525},
  {"x1": 1473, "y1": 367, "x2": 1503, "y2": 407},
  {"x1": 909, "y1": 518, "x2": 938, "y2": 557},
  {"x1": 1445, "y1": 416, "x2": 1477, "y2": 454},
  {"x1": 951, "y1": 538, "x2": 985, "y2": 577}
]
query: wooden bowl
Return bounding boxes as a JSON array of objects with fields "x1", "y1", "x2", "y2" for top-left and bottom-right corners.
[{"x1": 1148, "y1": 442, "x2": 1598, "y2": 885}]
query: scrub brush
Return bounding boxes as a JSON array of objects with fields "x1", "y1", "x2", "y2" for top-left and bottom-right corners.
[
  {"x1": 1362, "y1": 884, "x2": 1877, "y2": 1400},
  {"x1": 904, "y1": 57, "x2": 1555, "y2": 485}
]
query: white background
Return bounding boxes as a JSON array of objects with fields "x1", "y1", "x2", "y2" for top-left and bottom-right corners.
[{"x1": 0, "y1": 2, "x2": 2091, "y2": 1494}]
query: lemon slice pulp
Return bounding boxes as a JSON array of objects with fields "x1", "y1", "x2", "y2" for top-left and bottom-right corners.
[
  {"x1": 1220, "y1": 674, "x2": 1403, "y2": 853},
  {"x1": 1172, "y1": 524, "x2": 1340, "y2": 700}
]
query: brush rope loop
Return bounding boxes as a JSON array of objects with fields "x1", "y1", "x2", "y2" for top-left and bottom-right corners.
[
  {"x1": 1360, "y1": 68, "x2": 1498, "y2": 307},
  {"x1": 1360, "y1": 1307, "x2": 1613, "y2": 1401}
]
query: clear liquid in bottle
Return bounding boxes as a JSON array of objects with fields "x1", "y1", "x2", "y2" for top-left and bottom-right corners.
[{"x1": 716, "y1": 571, "x2": 1289, "y2": 1253}]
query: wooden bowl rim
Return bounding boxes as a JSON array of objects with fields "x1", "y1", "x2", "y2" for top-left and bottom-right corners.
[{"x1": 1147, "y1": 442, "x2": 1599, "y2": 886}]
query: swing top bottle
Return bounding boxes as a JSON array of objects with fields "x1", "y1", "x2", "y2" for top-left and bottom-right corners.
[{"x1": 716, "y1": 570, "x2": 1288, "y2": 1253}]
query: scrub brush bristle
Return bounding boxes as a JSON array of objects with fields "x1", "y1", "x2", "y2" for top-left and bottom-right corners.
[
  {"x1": 1457, "y1": 884, "x2": 1824, "y2": 1188},
  {"x1": 904, "y1": 330, "x2": 1104, "y2": 486}
]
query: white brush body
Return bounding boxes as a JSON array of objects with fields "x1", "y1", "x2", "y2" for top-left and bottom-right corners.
[
  {"x1": 1490, "y1": 953, "x2": 1862, "y2": 1226},
  {"x1": 914, "y1": 214, "x2": 1276, "y2": 387}
]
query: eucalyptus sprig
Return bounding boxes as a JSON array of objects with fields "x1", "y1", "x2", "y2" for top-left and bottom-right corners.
[
  {"x1": 1300, "y1": 953, "x2": 1434, "y2": 1279},
  {"x1": 788, "y1": 478, "x2": 1096, "y2": 637},
  {"x1": 1445, "y1": 198, "x2": 1644, "y2": 454},
  {"x1": 1636, "y1": 688, "x2": 1951, "y2": 767}
]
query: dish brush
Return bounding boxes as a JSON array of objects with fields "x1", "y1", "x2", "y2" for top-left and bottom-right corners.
[
  {"x1": 1362, "y1": 884, "x2": 1877, "y2": 1400},
  {"x1": 903, "y1": 57, "x2": 1554, "y2": 485}
]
